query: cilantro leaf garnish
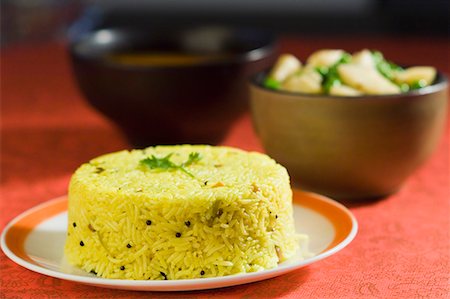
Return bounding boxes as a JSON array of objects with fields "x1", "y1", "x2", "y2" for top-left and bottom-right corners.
[
  {"x1": 263, "y1": 77, "x2": 281, "y2": 90},
  {"x1": 140, "y1": 152, "x2": 202, "y2": 178},
  {"x1": 371, "y1": 50, "x2": 403, "y2": 80},
  {"x1": 321, "y1": 53, "x2": 352, "y2": 93},
  {"x1": 141, "y1": 153, "x2": 176, "y2": 170},
  {"x1": 410, "y1": 79, "x2": 427, "y2": 90},
  {"x1": 184, "y1": 152, "x2": 201, "y2": 166}
]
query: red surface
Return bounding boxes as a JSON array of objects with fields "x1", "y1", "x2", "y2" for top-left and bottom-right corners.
[{"x1": 1, "y1": 37, "x2": 449, "y2": 298}]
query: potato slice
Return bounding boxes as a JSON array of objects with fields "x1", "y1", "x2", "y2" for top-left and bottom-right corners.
[
  {"x1": 269, "y1": 54, "x2": 302, "y2": 82},
  {"x1": 329, "y1": 84, "x2": 363, "y2": 96},
  {"x1": 394, "y1": 66, "x2": 436, "y2": 85},
  {"x1": 338, "y1": 64, "x2": 401, "y2": 95},
  {"x1": 352, "y1": 49, "x2": 375, "y2": 69},
  {"x1": 281, "y1": 69, "x2": 322, "y2": 94},
  {"x1": 306, "y1": 49, "x2": 344, "y2": 68}
]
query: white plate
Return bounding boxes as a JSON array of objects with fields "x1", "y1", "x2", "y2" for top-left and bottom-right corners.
[{"x1": 1, "y1": 190, "x2": 357, "y2": 291}]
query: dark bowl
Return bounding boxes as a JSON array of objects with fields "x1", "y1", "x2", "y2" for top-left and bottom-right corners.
[
  {"x1": 69, "y1": 27, "x2": 276, "y2": 147},
  {"x1": 250, "y1": 70, "x2": 448, "y2": 200}
]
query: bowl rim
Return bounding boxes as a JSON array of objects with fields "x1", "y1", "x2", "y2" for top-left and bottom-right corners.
[
  {"x1": 69, "y1": 27, "x2": 277, "y2": 70},
  {"x1": 249, "y1": 68, "x2": 448, "y2": 100}
]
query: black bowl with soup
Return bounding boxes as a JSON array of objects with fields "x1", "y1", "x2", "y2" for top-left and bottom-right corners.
[{"x1": 69, "y1": 27, "x2": 276, "y2": 146}]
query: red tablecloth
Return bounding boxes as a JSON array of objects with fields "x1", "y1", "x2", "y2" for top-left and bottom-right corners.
[{"x1": 1, "y1": 37, "x2": 449, "y2": 299}]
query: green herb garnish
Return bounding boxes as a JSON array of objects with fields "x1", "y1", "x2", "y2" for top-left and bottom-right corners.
[
  {"x1": 321, "y1": 53, "x2": 351, "y2": 93},
  {"x1": 399, "y1": 83, "x2": 410, "y2": 92},
  {"x1": 315, "y1": 66, "x2": 329, "y2": 77},
  {"x1": 339, "y1": 53, "x2": 352, "y2": 64},
  {"x1": 184, "y1": 152, "x2": 201, "y2": 166},
  {"x1": 371, "y1": 50, "x2": 403, "y2": 80},
  {"x1": 410, "y1": 79, "x2": 427, "y2": 90},
  {"x1": 140, "y1": 152, "x2": 201, "y2": 178},
  {"x1": 322, "y1": 68, "x2": 341, "y2": 93},
  {"x1": 263, "y1": 77, "x2": 281, "y2": 90}
]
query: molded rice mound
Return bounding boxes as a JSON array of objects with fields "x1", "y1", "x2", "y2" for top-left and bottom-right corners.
[{"x1": 64, "y1": 145, "x2": 300, "y2": 280}]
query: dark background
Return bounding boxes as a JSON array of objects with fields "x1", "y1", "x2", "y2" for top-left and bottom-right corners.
[{"x1": 1, "y1": 0, "x2": 449, "y2": 47}]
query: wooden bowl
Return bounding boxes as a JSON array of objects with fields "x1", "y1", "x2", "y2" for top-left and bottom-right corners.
[{"x1": 250, "y1": 71, "x2": 448, "y2": 200}]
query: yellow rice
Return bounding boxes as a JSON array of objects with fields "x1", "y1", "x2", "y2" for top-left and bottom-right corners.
[{"x1": 64, "y1": 145, "x2": 302, "y2": 280}]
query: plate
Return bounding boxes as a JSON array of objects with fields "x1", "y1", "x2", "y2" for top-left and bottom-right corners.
[{"x1": 1, "y1": 190, "x2": 357, "y2": 291}]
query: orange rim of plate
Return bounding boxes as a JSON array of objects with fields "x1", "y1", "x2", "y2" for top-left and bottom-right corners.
[
  {"x1": 4, "y1": 198, "x2": 68, "y2": 264},
  {"x1": 3, "y1": 190, "x2": 356, "y2": 267},
  {"x1": 292, "y1": 189, "x2": 355, "y2": 251}
]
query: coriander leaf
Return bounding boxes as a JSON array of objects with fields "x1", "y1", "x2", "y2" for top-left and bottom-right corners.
[
  {"x1": 263, "y1": 77, "x2": 281, "y2": 90},
  {"x1": 339, "y1": 52, "x2": 352, "y2": 64},
  {"x1": 371, "y1": 50, "x2": 384, "y2": 65},
  {"x1": 388, "y1": 61, "x2": 403, "y2": 72},
  {"x1": 315, "y1": 66, "x2": 329, "y2": 77},
  {"x1": 323, "y1": 75, "x2": 341, "y2": 93},
  {"x1": 140, "y1": 152, "x2": 201, "y2": 178},
  {"x1": 322, "y1": 52, "x2": 350, "y2": 94},
  {"x1": 371, "y1": 50, "x2": 403, "y2": 81},
  {"x1": 399, "y1": 83, "x2": 410, "y2": 92},
  {"x1": 178, "y1": 167, "x2": 195, "y2": 178},
  {"x1": 410, "y1": 79, "x2": 427, "y2": 90},
  {"x1": 140, "y1": 153, "x2": 176, "y2": 170},
  {"x1": 184, "y1": 152, "x2": 201, "y2": 166}
]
